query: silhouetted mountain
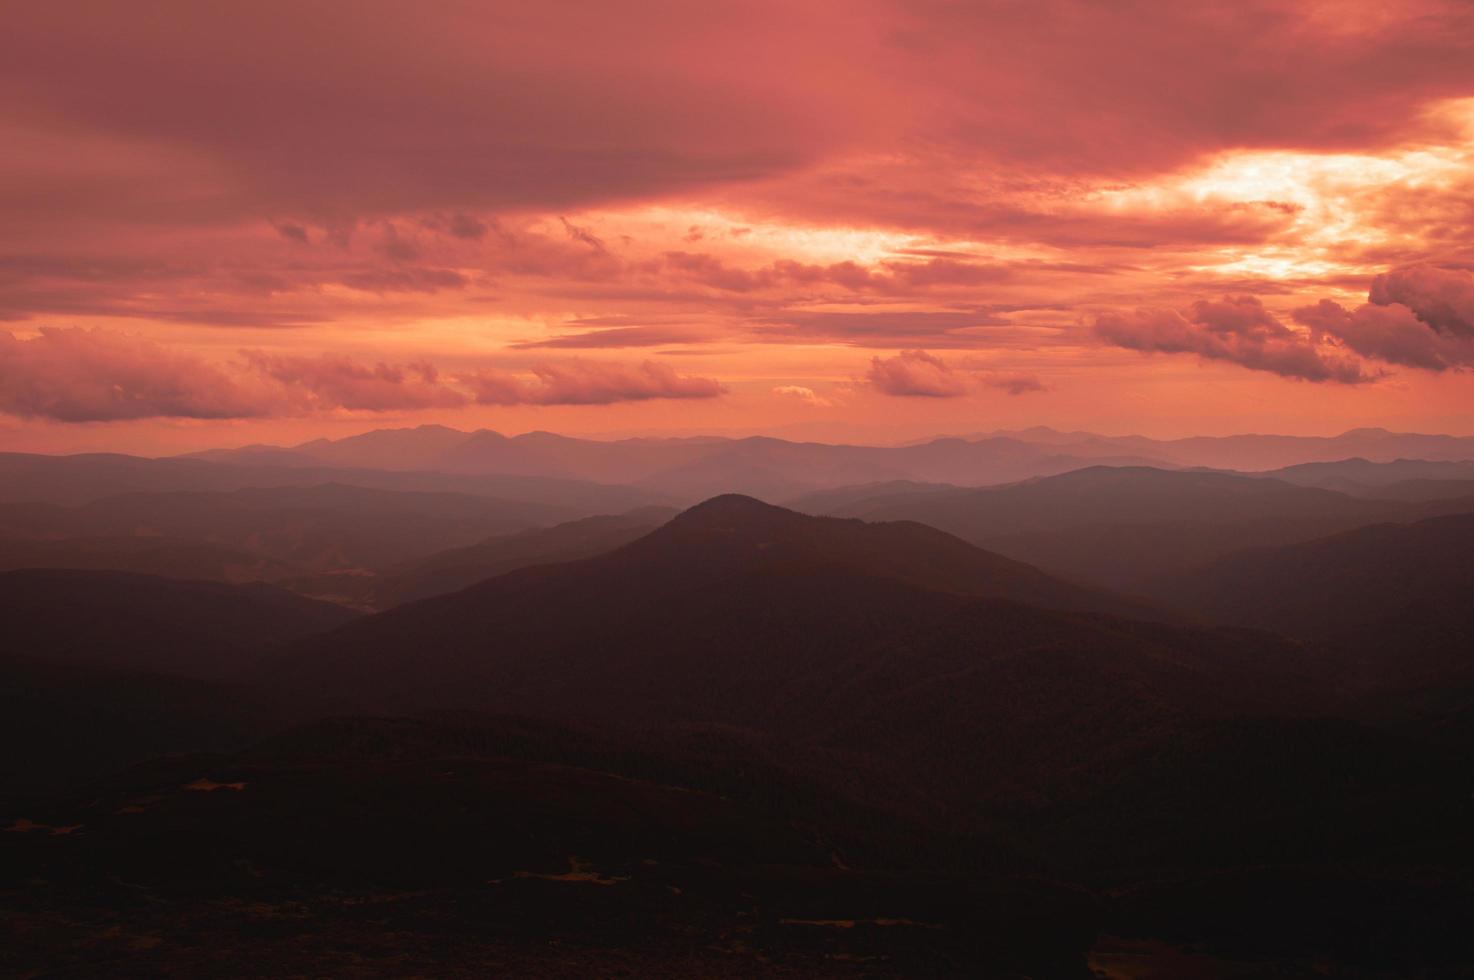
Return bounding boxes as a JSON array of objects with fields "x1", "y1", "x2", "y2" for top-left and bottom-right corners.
[
  {"x1": 8, "y1": 496, "x2": 1474, "y2": 976},
  {"x1": 0, "y1": 535, "x2": 299, "y2": 583},
  {"x1": 1155, "y1": 513, "x2": 1474, "y2": 695},
  {"x1": 190, "y1": 426, "x2": 1175, "y2": 501},
  {"x1": 1257, "y1": 457, "x2": 1474, "y2": 497},
  {"x1": 0, "y1": 450, "x2": 668, "y2": 512},
  {"x1": 976, "y1": 426, "x2": 1474, "y2": 470},
  {"x1": 4, "y1": 568, "x2": 357, "y2": 680},
  {"x1": 372, "y1": 507, "x2": 678, "y2": 607},
  {"x1": 272, "y1": 498, "x2": 1314, "y2": 787},
  {"x1": 782, "y1": 480, "x2": 960, "y2": 514},
  {"x1": 817, "y1": 466, "x2": 1421, "y2": 592},
  {"x1": 0, "y1": 655, "x2": 269, "y2": 795},
  {"x1": 827, "y1": 466, "x2": 1400, "y2": 531},
  {"x1": 1362, "y1": 478, "x2": 1474, "y2": 502},
  {"x1": 0, "y1": 483, "x2": 568, "y2": 576}
]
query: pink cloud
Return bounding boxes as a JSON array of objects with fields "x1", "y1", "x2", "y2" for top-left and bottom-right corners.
[
  {"x1": 1292, "y1": 300, "x2": 1454, "y2": 370},
  {"x1": 981, "y1": 372, "x2": 1047, "y2": 396},
  {"x1": 1094, "y1": 295, "x2": 1371, "y2": 383},
  {"x1": 468, "y1": 360, "x2": 725, "y2": 406},
  {"x1": 242, "y1": 351, "x2": 467, "y2": 412},
  {"x1": 1368, "y1": 264, "x2": 1474, "y2": 338},
  {"x1": 866, "y1": 350, "x2": 970, "y2": 397},
  {"x1": 0, "y1": 327, "x2": 272, "y2": 422}
]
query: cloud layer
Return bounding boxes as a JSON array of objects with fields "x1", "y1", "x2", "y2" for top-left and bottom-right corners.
[
  {"x1": 0, "y1": 328, "x2": 724, "y2": 421},
  {"x1": 4, "y1": 3, "x2": 1474, "y2": 441},
  {"x1": 1095, "y1": 296, "x2": 1370, "y2": 383}
]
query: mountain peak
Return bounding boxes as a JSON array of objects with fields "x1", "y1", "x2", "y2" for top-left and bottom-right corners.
[{"x1": 671, "y1": 493, "x2": 787, "y2": 523}]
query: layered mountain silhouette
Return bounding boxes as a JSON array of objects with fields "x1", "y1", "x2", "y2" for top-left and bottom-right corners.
[
  {"x1": 370, "y1": 506, "x2": 678, "y2": 607},
  {"x1": 0, "y1": 535, "x2": 298, "y2": 583},
  {"x1": 187, "y1": 426, "x2": 1175, "y2": 500},
  {"x1": 272, "y1": 498, "x2": 1324, "y2": 791},
  {"x1": 7, "y1": 474, "x2": 1474, "y2": 976},
  {"x1": 0, "y1": 450, "x2": 666, "y2": 511},
  {"x1": 1156, "y1": 513, "x2": 1474, "y2": 695},
  {"x1": 1, "y1": 568, "x2": 357, "y2": 793},
  {"x1": 0, "y1": 484, "x2": 575, "y2": 603},
  {"x1": 4, "y1": 568, "x2": 358, "y2": 679},
  {"x1": 192, "y1": 424, "x2": 1474, "y2": 492},
  {"x1": 807, "y1": 466, "x2": 1472, "y2": 591},
  {"x1": 1257, "y1": 456, "x2": 1474, "y2": 498}
]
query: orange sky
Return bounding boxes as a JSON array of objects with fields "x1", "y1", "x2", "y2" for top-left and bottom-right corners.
[{"x1": 4, "y1": 1, "x2": 1474, "y2": 454}]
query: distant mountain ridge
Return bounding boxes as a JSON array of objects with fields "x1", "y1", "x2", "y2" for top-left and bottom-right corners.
[
  {"x1": 807, "y1": 465, "x2": 1474, "y2": 592},
  {"x1": 180, "y1": 425, "x2": 1178, "y2": 500},
  {"x1": 177, "y1": 423, "x2": 1474, "y2": 502},
  {"x1": 270, "y1": 495, "x2": 1275, "y2": 731}
]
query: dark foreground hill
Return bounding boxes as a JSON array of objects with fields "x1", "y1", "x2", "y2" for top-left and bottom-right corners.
[
  {"x1": 272, "y1": 495, "x2": 1192, "y2": 718},
  {"x1": 6, "y1": 497, "x2": 1474, "y2": 976},
  {"x1": 1155, "y1": 513, "x2": 1474, "y2": 696},
  {"x1": 1, "y1": 714, "x2": 1100, "y2": 978},
  {"x1": 3, "y1": 568, "x2": 358, "y2": 679}
]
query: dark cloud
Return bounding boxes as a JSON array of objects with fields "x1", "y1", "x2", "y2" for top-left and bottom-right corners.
[
  {"x1": 1369, "y1": 264, "x2": 1474, "y2": 337},
  {"x1": 1094, "y1": 294, "x2": 1371, "y2": 383},
  {"x1": 1292, "y1": 266, "x2": 1474, "y2": 370}
]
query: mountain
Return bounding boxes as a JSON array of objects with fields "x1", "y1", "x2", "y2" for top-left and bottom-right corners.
[
  {"x1": 812, "y1": 466, "x2": 1418, "y2": 591},
  {"x1": 371, "y1": 507, "x2": 679, "y2": 607},
  {"x1": 3, "y1": 568, "x2": 358, "y2": 680},
  {"x1": 171, "y1": 424, "x2": 1474, "y2": 503},
  {"x1": 1154, "y1": 513, "x2": 1474, "y2": 695},
  {"x1": 188, "y1": 426, "x2": 1176, "y2": 501},
  {"x1": 0, "y1": 655, "x2": 270, "y2": 796},
  {"x1": 976, "y1": 426, "x2": 1474, "y2": 470},
  {"x1": 1255, "y1": 457, "x2": 1474, "y2": 498},
  {"x1": 0, "y1": 535, "x2": 299, "y2": 583},
  {"x1": 0, "y1": 483, "x2": 569, "y2": 577},
  {"x1": 10, "y1": 497, "x2": 1474, "y2": 976},
  {"x1": 0, "y1": 451, "x2": 668, "y2": 512},
  {"x1": 782, "y1": 480, "x2": 961, "y2": 513},
  {"x1": 271, "y1": 497, "x2": 1298, "y2": 744},
  {"x1": 824, "y1": 466, "x2": 1403, "y2": 532}
]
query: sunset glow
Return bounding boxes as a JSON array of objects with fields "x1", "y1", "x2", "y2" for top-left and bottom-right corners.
[{"x1": 3, "y1": 1, "x2": 1474, "y2": 453}]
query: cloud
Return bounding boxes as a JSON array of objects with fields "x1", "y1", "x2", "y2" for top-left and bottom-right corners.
[
  {"x1": 980, "y1": 372, "x2": 1047, "y2": 395},
  {"x1": 757, "y1": 310, "x2": 1023, "y2": 349},
  {"x1": 0, "y1": 327, "x2": 272, "y2": 421},
  {"x1": 772, "y1": 384, "x2": 833, "y2": 407},
  {"x1": 242, "y1": 351, "x2": 467, "y2": 411},
  {"x1": 468, "y1": 360, "x2": 725, "y2": 406},
  {"x1": 1291, "y1": 296, "x2": 1474, "y2": 372},
  {"x1": 865, "y1": 350, "x2": 970, "y2": 397},
  {"x1": 1094, "y1": 295, "x2": 1371, "y2": 383},
  {"x1": 512, "y1": 326, "x2": 709, "y2": 350},
  {"x1": 336, "y1": 267, "x2": 469, "y2": 294},
  {"x1": 1368, "y1": 264, "x2": 1474, "y2": 338}
]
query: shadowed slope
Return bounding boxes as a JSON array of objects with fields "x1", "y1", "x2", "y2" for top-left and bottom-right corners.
[
  {"x1": 1155, "y1": 513, "x2": 1474, "y2": 695},
  {"x1": 3, "y1": 568, "x2": 358, "y2": 680},
  {"x1": 372, "y1": 506, "x2": 679, "y2": 607}
]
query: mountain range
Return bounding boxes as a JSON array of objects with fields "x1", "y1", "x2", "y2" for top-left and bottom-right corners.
[{"x1": 6, "y1": 427, "x2": 1474, "y2": 976}]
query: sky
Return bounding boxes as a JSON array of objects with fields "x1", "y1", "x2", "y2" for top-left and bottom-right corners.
[{"x1": 4, "y1": 0, "x2": 1474, "y2": 454}]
